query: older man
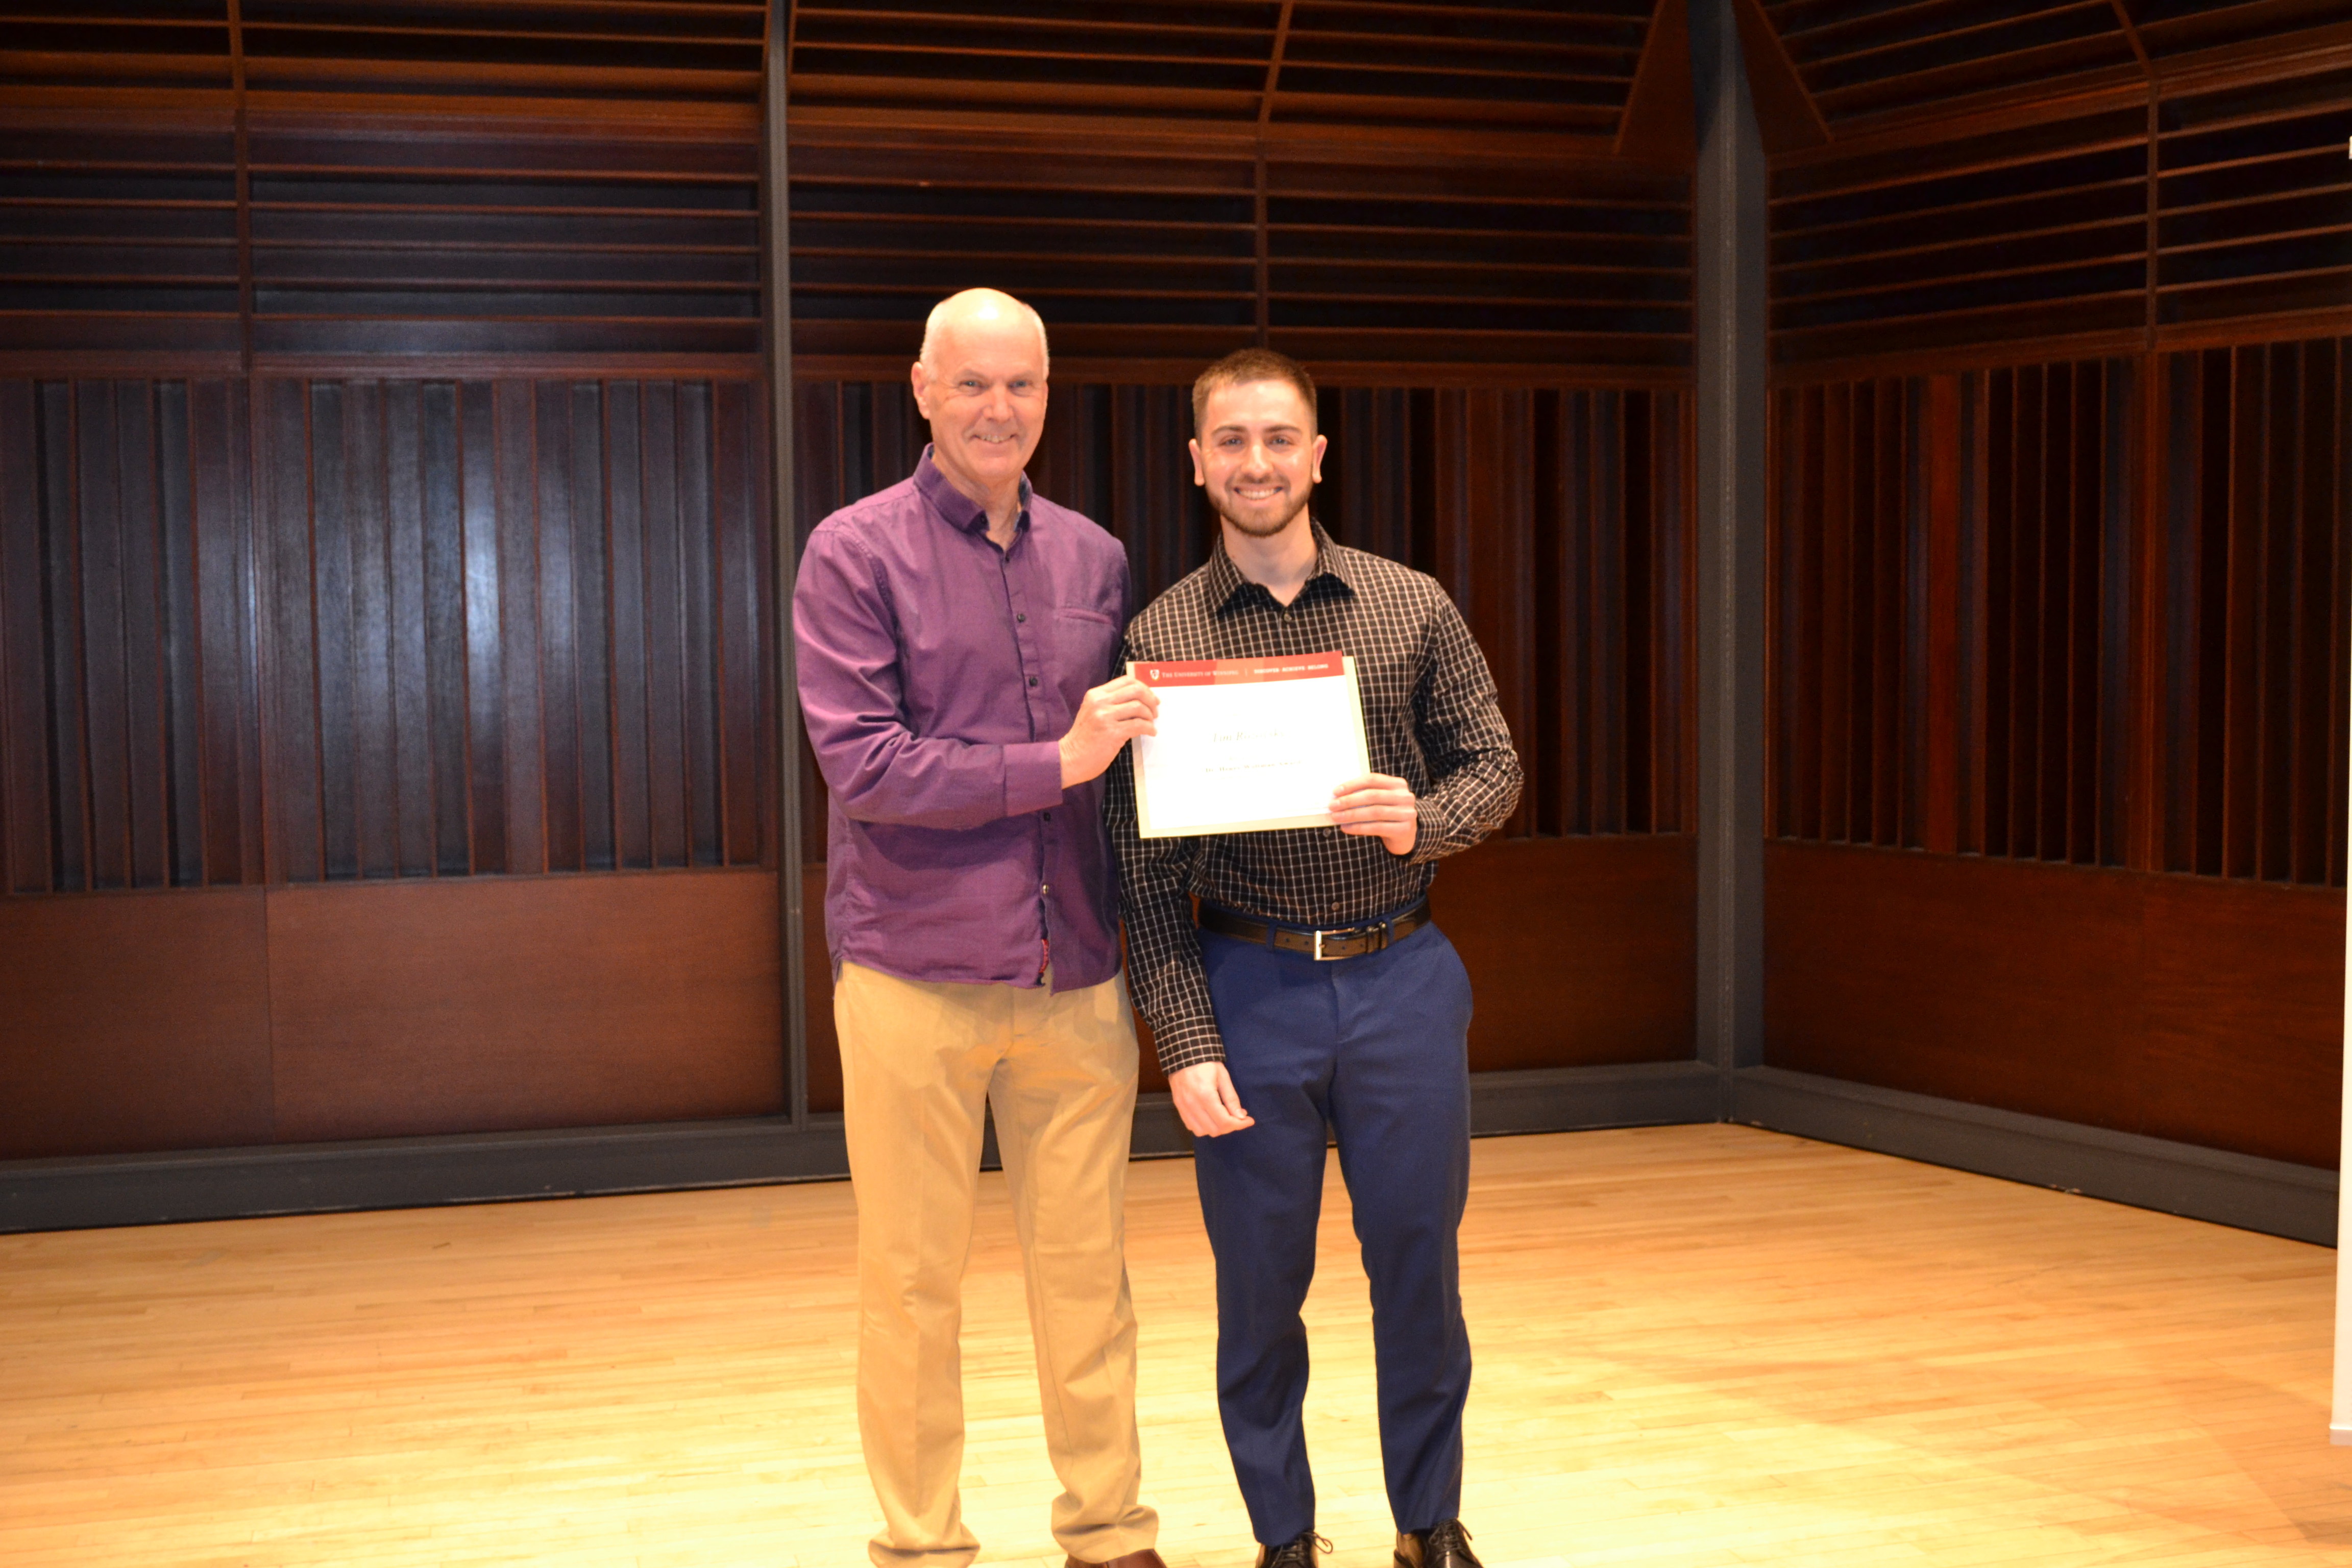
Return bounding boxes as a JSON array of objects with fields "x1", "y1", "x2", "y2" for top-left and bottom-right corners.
[{"x1": 794, "y1": 288, "x2": 1165, "y2": 1568}]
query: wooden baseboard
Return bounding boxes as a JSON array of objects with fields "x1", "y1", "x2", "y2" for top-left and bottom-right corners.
[
  {"x1": 0, "y1": 1063, "x2": 1723, "y2": 1234},
  {"x1": 1732, "y1": 1064, "x2": 2338, "y2": 1245}
]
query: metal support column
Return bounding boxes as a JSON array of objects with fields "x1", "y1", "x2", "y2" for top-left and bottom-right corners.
[
  {"x1": 1689, "y1": 0, "x2": 1768, "y2": 1103},
  {"x1": 762, "y1": 0, "x2": 808, "y2": 1128}
]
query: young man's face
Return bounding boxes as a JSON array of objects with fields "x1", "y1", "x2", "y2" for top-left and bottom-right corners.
[{"x1": 1190, "y1": 378, "x2": 1327, "y2": 539}]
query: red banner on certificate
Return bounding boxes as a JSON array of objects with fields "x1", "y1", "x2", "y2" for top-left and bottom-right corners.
[{"x1": 1135, "y1": 654, "x2": 1346, "y2": 687}]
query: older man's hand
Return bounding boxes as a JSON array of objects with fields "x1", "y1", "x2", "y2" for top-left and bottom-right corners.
[
  {"x1": 1059, "y1": 674, "x2": 1159, "y2": 787},
  {"x1": 1169, "y1": 1061, "x2": 1254, "y2": 1138}
]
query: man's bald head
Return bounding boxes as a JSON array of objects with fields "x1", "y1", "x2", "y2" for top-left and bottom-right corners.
[{"x1": 919, "y1": 287, "x2": 1050, "y2": 378}]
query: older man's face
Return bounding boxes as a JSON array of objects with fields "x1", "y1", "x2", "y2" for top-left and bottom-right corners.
[{"x1": 911, "y1": 311, "x2": 1048, "y2": 503}]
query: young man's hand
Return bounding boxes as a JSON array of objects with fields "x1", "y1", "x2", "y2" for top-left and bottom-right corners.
[
  {"x1": 1331, "y1": 773, "x2": 1417, "y2": 855},
  {"x1": 1059, "y1": 675, "x2": 1159, "y2": 787},
  {"x1": 1169, "y1": 1062, "x2": 1255, "y2": 1137}
]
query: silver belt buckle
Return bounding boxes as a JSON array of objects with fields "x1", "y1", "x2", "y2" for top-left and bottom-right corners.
[{"x1": 1312, "y1": 927, "x2": 1331, "y2": 961}]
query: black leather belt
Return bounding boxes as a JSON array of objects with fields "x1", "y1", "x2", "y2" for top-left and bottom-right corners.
[{"x1": 1196, "y1": 899, "x2": 1430, "y2": 961}]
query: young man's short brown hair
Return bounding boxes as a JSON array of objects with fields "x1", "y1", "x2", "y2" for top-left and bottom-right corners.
[{"x1": 1191, "y1": 347, "x2": 1318, "y2": 434}]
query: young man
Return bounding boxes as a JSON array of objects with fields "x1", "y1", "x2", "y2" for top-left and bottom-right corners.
[
  {"x1": 794, "y1": 288, "x2": 1165, "y2": 1568},
  {"x1": 1108, "y1": 349, "x2": 1522, "y2": 1568}
]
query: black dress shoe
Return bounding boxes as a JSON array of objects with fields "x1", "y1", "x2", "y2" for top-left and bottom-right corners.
[
  {"x1": 1258, "y1": 1530, "x2": 1330, "y2": 1568},
  {"x1": 1395, "y1": 1519, "x2": 1481, "y2": 1568}
]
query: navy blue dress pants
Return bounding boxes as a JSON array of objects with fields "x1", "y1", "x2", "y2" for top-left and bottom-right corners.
[{"x1": 1193, "y1": 914, "x2": 1475, "y2": 1547}]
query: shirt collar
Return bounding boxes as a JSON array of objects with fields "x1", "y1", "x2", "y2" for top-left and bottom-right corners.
[
  {"x1": 914, "y1": 444, "x2": 1031, "y2": 537},
  {"x1": 1204, "y1": 517, "x2": 1356, "y2": 611}
]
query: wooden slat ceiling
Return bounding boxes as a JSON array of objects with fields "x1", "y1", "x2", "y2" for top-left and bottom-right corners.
[
  {"x1": 787, "y1": 2, "x2": 1656, "y2": 139},
  {"x1": 1761, "y1": 0, "x2": 2352, "y2": 133},
  {"x1": 0, "y1": 1, "x2": 1696, "y2": 378},
  {"x1": 1765, "y1": 3, "x2": 2352, "y2": 370}
]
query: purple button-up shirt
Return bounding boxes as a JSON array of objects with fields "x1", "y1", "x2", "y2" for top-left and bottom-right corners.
[{"x1": 793, "y1": 448, "x2": 1129, "y2": 992}]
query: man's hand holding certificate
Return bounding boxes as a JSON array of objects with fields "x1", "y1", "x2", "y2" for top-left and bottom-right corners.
[{"x1": 1129, "y1": 651, "x2": 1410, "y2": 851}]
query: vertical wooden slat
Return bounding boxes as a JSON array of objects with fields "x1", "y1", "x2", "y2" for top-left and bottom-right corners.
[
  {"x1": 2289, "y1": 340, "x2": 2336, "y2": 886},
  {"x1": 2129, "y1": 349, "x2": 2170, "y2": 874},
  {"x1": 1763, "y1": 388, "x2": 1784, "y2": 839},
  {"x1": 2330, "y1": 337, "x2": 2349, "y2": 888},
  {"x1": 715, "y1": 380, "x2": 762, "y2": 865},
  {"x1": 1818, "y1": 383, "x2": 1851, "y2": 843},
  {"x1": 1844, "y1": 381, "x2": 1875, "y2": 843},
  {"x1": 114, "y1": 382, "x2": 168, "y2": 888},
  {"x1": 642, "y1": 380, "x2": 688, "y2": 868},
  {"x1": 0, "y1": 381, "x2": 50, "y2": 892},
  {"x1": 76, "y1": 381, "x2": 132, "y2": 889},
  {"x1": 1872, "y1": 376, "x2": 1902, "y2": 845},
  {"x1": 571, "y1": 381, "x2": 615, "y2": 871},
  {"x1": 309, "y1": 381, "x2": 357, "y2": 880},
  {"x1": 1556, "y1": 389, "x2": 1591, "y2": 835},
  {"x1": 607, "y1": 380, "x2": 651, "y2": 870},
  {"x1": 419, "y1": 380, "x2": 470, "y2": 877},
  {"x1": 2034, "y1": 361, "x2": 2069, "y2": 863},
  {"x1": 2096, "y1": 358, "x2": 2133, "y2": 868},
  {"x1": 458, "y1": 380, "x2": 504, "y2": 874},
  {"x1": 1924, "y1": 373, "x2": 1962, "y2": 854},
  {"x1": 535, "y1": 381, "x2": 581, "y2": 873},
  {"x1": 2189, "y1": 350, "x2": 2231, "y2": 876},
  {"x1": 1654, "y1": 388, "x2": 1688, "y2": 835},
  {"x1": 1959, "y1": 370, "x2": 1991, "y2": 855},
  {"x1": 189, "y1": 379, "x2": 254, "y2": 885},
  {"x1": 155, "y1": 382, "x2": 204, "y2": 887},
  {"x1": 2221, "y1": 346, "x2": 2263, "y2": 879},
  {"x1": 2255, "y1": 344, "x2": 2299, "y2": 883},
  {"x1": 1589, "y1": 389, "x2": 1625, "y2": 831},
  {"x1": 1621, "y1": 390, "x2": 1652, "y2": 835},
  {"x1": 344, "y1": 380, "x2": 395, "y2": 879},
  {"x1": 384, "y1": 382, "x2": 434, "y2": 877},
  {"x1": 495, "y1": 379, "x2": 545, "y2": 875},
  {"x1": 679, "y1": 381, "x2": 723, "y2": 864},
  {"x1": 1791, "y1": 385, "x2": 1823, "y2": 842},
  {"x1": 2067, "y1": 361, "x2": 2100, "y2": 865},
  {"x1": 261, "y1": 376, "x2": 320, "y2": 884}
]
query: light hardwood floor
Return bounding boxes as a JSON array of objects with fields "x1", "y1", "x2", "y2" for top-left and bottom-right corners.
[{"x1": 1, "y1": 1124, "x2": 2343, "y2": 1567}]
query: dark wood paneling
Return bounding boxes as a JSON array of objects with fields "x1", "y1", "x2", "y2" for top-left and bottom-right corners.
[
  {"x1": 268, "y1": 869, "x2": 785, "y2": 1143},
  {"x1": 1432, "y1": 834, "x2": 1697, "y2": 1071},
  {"x1": 0, "y1": 888, "x2": 274, "y2": 1159},
  {"x1": 2138, "y1": 871, "x2": 2345, "y2": 1163},
  {"x1": 1770, "y1": 339, "x2": 2345, "y2": 890},
  {"x1": 256, "y1": 375, "x2": 773, "y2": 881},
  {"x1": 0, "y1": 376, "x2": 259, "y2": 893},
  {"x1": 1765, "y1": 841, "x2": 2342, "y2": 1167}
]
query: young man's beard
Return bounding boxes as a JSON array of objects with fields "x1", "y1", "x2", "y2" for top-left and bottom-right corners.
[{"x1": 1216, "y1": 484, "x2": 1314, "y2": 538}]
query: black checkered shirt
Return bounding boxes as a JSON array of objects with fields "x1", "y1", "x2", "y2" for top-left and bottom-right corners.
[{"x1": 1107, "y1": 520, "x2": 1523, "y2": 1075}]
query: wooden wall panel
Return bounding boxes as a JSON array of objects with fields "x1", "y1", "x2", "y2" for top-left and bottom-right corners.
[
  {"x1": 0, "y1": 378, "x2": 259, "y2": 893},
  {"x1": 1770, "y1": 339, "x2": 2346, "y2": 890},
  {"x1": 1765, "y1": 842, "x2": 2342, "y2": 1167},
  {"x1": 1432, "y1": 834, "x2": 1696, "y2": 1071},
  {"x1": 258, "y1": 375, "x2": 774, "y2": 883},
  {"x1": 0, "y1": 888, "x2": 273, "y2": 1160},
  {"x1": 268, "y1": 870, "x2": 785, "y2": 1143}
]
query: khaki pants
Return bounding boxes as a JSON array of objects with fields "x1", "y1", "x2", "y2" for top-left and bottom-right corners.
[{"x1": 837, "y1": 961, "x2": 1159, "y2": 1568}]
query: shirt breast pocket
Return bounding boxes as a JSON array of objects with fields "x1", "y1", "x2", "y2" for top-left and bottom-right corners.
[{"x1": 1056, "y1": 606, "x2": 1120, "y2": 684}]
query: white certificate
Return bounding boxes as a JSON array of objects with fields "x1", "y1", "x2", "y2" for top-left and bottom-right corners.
[{"x1": 1129, "y1": 651, "x2": 1371, "y2": 838}]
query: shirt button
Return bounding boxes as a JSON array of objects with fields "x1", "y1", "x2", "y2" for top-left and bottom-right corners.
[
  {"x1": 1042, "y1": 810, "x2": 1053, "y2": 821},
  {"x1": 1016, "y1": 612, "x2": 1027, "y2": 623},
  {"x1": 1040, "y1": 883, "x2": 1051, "y2": 897},
  {"x1": 1028, "y1": 676, "x2": 1039, "y2": 687}
]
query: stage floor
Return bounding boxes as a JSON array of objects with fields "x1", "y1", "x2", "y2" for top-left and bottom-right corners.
[{"x1": 1, "y1": 1124, "x2": 2341, "y2": 1566}]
